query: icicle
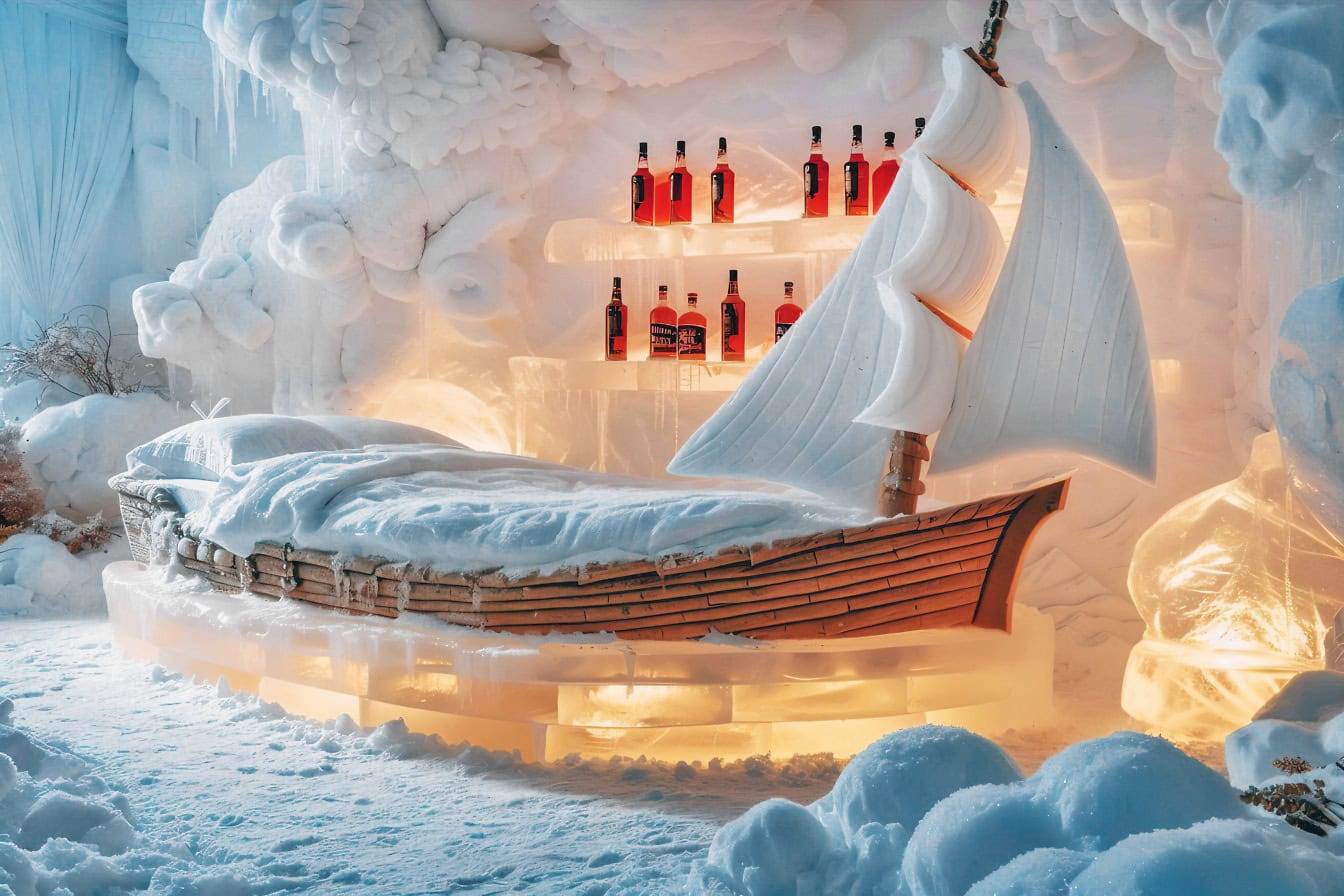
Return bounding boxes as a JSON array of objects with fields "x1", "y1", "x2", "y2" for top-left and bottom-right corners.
[{"x1": 210, "y1": 44, "x2": 241, "y2": 165}]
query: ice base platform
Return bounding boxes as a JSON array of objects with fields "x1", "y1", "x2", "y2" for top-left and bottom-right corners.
[{"x1": 106, "y1": 561, "x2": 1054, "y2": 763}]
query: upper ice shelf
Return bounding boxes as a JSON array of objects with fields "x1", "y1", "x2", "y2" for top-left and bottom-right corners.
[
  {"x1": 544, "y1": 195, "x2": 1171, "y2": 265},
  {"x1": 543, "y1": 216, "x2": 873, "y2": 263}
]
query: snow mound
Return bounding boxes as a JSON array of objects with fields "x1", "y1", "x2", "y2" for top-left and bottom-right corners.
[
  {"x1": 0, "y1": 534, "x2": 110, "y2": 617},
  {"x1": 692, "y1": 730, "x2": 1279, "y2": 895},
  {"x1": 21, "y1": 393, "x2": 191, "y2": 521},
  {"x1": 1226, "y1": 671, "x2": 1344, "y2": 789}
]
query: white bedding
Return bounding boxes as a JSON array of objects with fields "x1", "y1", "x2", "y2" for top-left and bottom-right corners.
[{"x1": 185, "y1": 445, "x2": 878, "y2": 575}]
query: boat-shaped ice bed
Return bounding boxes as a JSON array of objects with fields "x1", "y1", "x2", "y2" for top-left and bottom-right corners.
[{"x1": 105, "y1": 561, "x2": 1053, "y2": 762}]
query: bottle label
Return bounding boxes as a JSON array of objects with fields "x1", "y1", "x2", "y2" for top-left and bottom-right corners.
[
  {"x1": 804, "y1": 163, "x2": 818, "y2": 199},
  {"x1": 678, "y1": 324, "x2": 706, "y2": 356},
  {"x1": 722, "y1": 303, "x2": 740, "y2": 341},
  {"x1": 632, "y1": 175, "x2": 645, "y2": 207},
  {"x1": 712, "y1": 172, "x2": 724, "y2": 205},
  {"x1": 607, "y1": 303, "x2": 624, "y2": 339},
  {"x1": 844, "y1": 163, "x2": 855, "y2": 200},
  {"x1": 775, "y1": 321, "x2": 793, "y2": 343},
  {"x1": 650, "y1": 322, "x2": 677, "y2": 355},
  {"x1": 671, "y1": 172, "x2": 683, "y2": 202}
]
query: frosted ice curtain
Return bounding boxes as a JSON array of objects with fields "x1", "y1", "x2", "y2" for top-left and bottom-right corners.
[{"x1": 0, "y1": 1, "x2": 136, "y2": 342}]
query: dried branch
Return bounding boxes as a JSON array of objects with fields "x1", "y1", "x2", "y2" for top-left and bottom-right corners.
[{"x1": 1, "y1": 306, "x2": 151, "y2": 398}]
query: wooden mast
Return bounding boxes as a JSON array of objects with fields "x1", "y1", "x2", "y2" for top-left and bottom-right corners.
[{"x1": 877, "y1": 0, "x2": 1009, "y2": 518}]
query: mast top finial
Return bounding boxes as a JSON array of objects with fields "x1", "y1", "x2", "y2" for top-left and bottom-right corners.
[{"x1": 966, "y1": 0, "x2": 1008, "y2": 87}]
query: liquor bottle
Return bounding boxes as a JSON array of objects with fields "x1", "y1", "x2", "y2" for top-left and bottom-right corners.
[
  {"x1": 803, "y1": 126, "x2": 828, "y2": 218},
  {"x1": 649, "y1": 284, "x2": 678, "y2": 359},
  {"x1": 914, "y1": 115, "x2": 926, "y2": 139},
  {"x1": 844, "y1": 125, "x2": 870, "y2": 216},
  {"x1": 711, "y1": 137, "x2": 735, "y2": 223},
  {"x1": 605, "y1": 276, "x2": 627, "y2": 361},
  {"x1": 668, "y1": 140, "x2": 692, "y2": 224},
  {"x1": 721, "y1": 269, "x2": 746, "y2": 362},
  {"x1": 677, "y1": 292, "x2": 706, "y2": 360},
  {"x1": 774, "y1": 281, "x2": 802, "y2": 343},
  {"x1": 631, "y1": 142, "x2": 655, "y2": 226},
  {"x1": 872, "y1": 131, "x2": 900, "y2": 214}
]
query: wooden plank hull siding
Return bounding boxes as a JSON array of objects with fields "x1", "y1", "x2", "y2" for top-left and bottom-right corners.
[{"x1": 117, "y1": 479, "x2": 1068, "y2": 641}]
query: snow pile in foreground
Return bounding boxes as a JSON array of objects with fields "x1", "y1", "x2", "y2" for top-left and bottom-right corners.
[
  {"x1": 692, "y1": 725, "x2": 1344, "y2": 895},
  {"x1": 188, "y1": 445, "x2": 877, "y2": 573},
  {"x1": 0, "y1": 698, "x2": 245, "y2": 895},
  {"x1": 0, "y1": 534, "x2": 112, "y2": 616},
  {"x1": 1226, "y1": 671, "x2": 1344, "y2": 789}
]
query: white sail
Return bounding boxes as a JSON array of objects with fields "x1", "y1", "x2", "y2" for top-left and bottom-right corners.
[
  {"x1": 888, "y1": 152, "x2": 1004, "y2": 325},
  {"x1": 667, "y1": 163, "x2": 922, "y2": 509},
  {"x1": 853, "y1": 284, "x2": 961, "y2": 434},
  {"x1": 915, "y1": 47, "x2": 1023, "y2": 196},
  {"x1": 930, "y1": 83, "x2": 1157, "y2": 481}
]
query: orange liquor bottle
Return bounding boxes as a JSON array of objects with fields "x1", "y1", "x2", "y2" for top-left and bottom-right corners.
[
  {"x1": 844, "y1": 125, "x2": 870, "y2": 216},
  {"x1": 872, "y1": 131, "x2": 900, "y2": 213},
  {"x1": 711, "y1": 137, "x2": 735, "y2": 223},
  {"x1": 631, "y1": 142, "x2": 655, "y2": 225},
  {"x1": 677, "y1": 293, "x2": 706, "y2": 360},
  {"x1": 668, "y1": 140, "x2": 693, "y2": 224},
  {"x1": 803, "y1": 126, "x2": 828, "y2": 218},
  {"x1": 649, "y1": 284, "x2": 678, "y2": 359},
  {"x1": 721, "y1": 269, "x2": 746, "y2": 362},
  {"x1": 604, "y1": 276, "x2": 627, "y2": 360},
  {"x1": 774, "y1": 281, "x2": 802, "y2": 343}
]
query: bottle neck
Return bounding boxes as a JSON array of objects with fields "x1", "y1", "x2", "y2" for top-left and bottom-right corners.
[
  {"x1": 810, "y1": 141, "x2": 823, "y2": 157},
  {"x1": 637, "y1": 155, "x2": 649, "y2": 170},
  {"x1": 716, "y1": 151, "x2": 729, "y2": 167},
  {"x1": 610, "y1": 289, "x2": 622, "y2": 302},
  {"x1": 658, "y1": 289, "x2": 668, "y2": 304},
  {"x1": 727, "y1": 281, "x2": 739, "y2": 297},
  {"x1": 784, "y1": 287, "x2": 794, "y2": 301},
  {"x1": 674, "y1": 153, "x2": 686, "y2": 169},
  {"x1": 850, "y1": 139, "x2": 864, "y2": 157},
  {"x1": 882, "y1": 146, "x2": 898, "y2": 162}
]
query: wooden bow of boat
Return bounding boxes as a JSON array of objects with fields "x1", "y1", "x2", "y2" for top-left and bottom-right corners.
[{"x1": 117, "y1": 477, "x2": 1068, "y2": 642}]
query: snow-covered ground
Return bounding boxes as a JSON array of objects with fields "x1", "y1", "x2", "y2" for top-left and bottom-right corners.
[{"x1": 1, "y1": 616, "x2": 847, "y2": 895}]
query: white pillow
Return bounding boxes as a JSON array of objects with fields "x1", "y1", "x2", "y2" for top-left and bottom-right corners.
[
  {"x1": 126, "y1": 415, "x2": 349, "y2": 481},
  {"x1": 302, "y1": 415, "x2": 468, "y2": 450}
]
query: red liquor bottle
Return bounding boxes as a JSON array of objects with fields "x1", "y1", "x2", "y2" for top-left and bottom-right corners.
[
  {"x1": 803, "y1": 125, "x2": 829, "y2": 218},
  {"x1": 721, "y1": 269, "x2": 746, "y2": 362},
  {"x1": 774, "y1": 280, "x2": 802, "y2": 343},
  {"x1": 844, "y1": 125, "x2": 870, "y2": 216},
  {"x1": 649, "y1": 284, "x2": 678, "y2": 359},
  {"x1": 711, "y1": 137, "x2": 735, "y2": 223},
  {"x1": 677, "y1": 292, "x2": 706, "y2": 360},
  {"x1": 872, "y1": 131, "x2": 900, "y2": 214},
  {"x1": 668, "y1": 140, "x2": 692, "y2": 224},
  {"x1": 605, "y1": 276, "x2": 627, "y2": 360},
  {"x1": 631, "y1": 142, "x2": 655, "y2": 225}
]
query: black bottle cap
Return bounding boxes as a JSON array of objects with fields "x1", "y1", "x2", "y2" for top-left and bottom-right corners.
[
  {"x1": 639, "y1": 141, "x2": 647, "y2": 154},
  {"x1": 729, "y1": 269, "x2": 738, "y2": 280},
  {"x1": 812, "y1": 125, "x2": 822, "y2": 142},
  {"x1": 718, "y1": 137, "x2": 727, "y2": 152},
  {"x1": 915, "y1": 116, "x2": 926, "y2": 131},
  {"x1": 613, "y1": 276, "x2": 621, "y2": 288},
  {"x1": 676, "y1": 139, "x2": 686, "y2": 153},
  {"x1": 784, "y1": 281, "x2": 794, "y2": 287},
  {"x1": 884, "y1": 131, "x2": 895, "y2": 147},
  {"x1": 688, "y1": 292, "x2": 698, "y2": 305},
  {"x1": 659, "y1": 283, "x2": 667, "y2": 293},
  {"x1": 852, "y1": 124, "x2": 862, "y2": 141}
]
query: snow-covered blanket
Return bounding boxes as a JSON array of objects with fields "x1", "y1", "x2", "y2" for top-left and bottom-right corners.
[{"x1": 186, "y1": 446, "x2": 878, "y2": 575}]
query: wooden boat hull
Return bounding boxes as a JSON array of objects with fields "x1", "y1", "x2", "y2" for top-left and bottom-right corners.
[{"x1": 116, "y1": 478, "x2": 1067, "y2": 641}]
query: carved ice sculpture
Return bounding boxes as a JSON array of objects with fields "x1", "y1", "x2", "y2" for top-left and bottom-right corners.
[
  {"x1": 1123, "y1": 277, "x2": 1344, "y2": 738},
  {"x1": 133, "y1": 0, "x2": 561, "y2": 414}
]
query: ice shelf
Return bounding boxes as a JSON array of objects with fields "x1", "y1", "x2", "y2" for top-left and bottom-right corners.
[
  {"x1": 106, "y1": 561, "x2": 1055, "y2": 763},
  {"x1": 543, "y1": 217, "x2": 875, "y2": 263}
]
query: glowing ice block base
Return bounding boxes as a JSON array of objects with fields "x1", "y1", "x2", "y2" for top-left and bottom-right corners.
[{"x1": 105, "y1": 561, "x2": 1054, "y2": 762}]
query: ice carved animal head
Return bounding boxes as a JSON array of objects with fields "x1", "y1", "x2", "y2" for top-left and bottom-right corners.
[
  {"x1": 1216, "y1": 4, "x2": 1344, "y2": 201},
  {"x1": 1271, "y1": 276, "x2": 1344, "y2": 543}
]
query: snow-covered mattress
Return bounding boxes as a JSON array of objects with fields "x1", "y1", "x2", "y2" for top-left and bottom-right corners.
[{"x1": 172, "y1": 445, "x2": 878, "y2": 576}]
